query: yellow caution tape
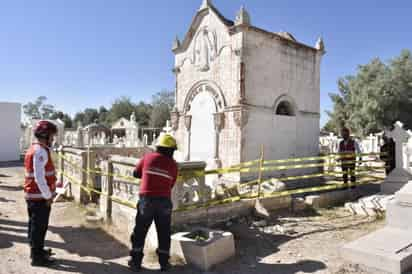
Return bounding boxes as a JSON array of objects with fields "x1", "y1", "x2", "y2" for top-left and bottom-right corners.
[{"x1": 56, "y1": 153, "x2": 140, "y2": 185}]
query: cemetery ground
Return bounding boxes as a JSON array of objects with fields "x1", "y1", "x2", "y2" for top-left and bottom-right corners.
[{"x1": 1, "y1": 162, "x2": 388, "y2": 274}]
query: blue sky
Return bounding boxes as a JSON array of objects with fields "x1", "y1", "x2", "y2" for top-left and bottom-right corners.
[{"x1": 0, "y1": 0, "x2": 411, "y2": 126}]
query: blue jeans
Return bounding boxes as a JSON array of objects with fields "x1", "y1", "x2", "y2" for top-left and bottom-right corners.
[{"x1": 130, "y1": 196, "x2": 173, "y2": 265}]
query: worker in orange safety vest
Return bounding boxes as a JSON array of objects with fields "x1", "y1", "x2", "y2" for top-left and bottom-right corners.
[{"x1": 24, "y1": 120, "x2": 58, "y2": 267}]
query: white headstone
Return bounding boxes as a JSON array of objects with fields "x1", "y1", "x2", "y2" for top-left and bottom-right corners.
[
  {"x1": 143, "y1": 134, "x2": 148, "y2": 146},
  {"x1": 382, "y1": 121, "x2": 412, "y2": 194}
]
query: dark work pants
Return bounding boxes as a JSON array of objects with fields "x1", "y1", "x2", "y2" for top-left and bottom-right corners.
[
  {"x1": 130, "y1": 196, "x2": 173, "y2": 266},
  {"x1": 27, "y1": 200, "x2": 51, "y2": 257},
  {"x1": 342, "y1": 164, "x2": 356, "y2": 187}
]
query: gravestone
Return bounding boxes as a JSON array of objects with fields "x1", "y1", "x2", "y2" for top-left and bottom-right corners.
[
  {"x1": 343, "y1": 122, "x2": 412, "y2": 274},
  {"x1": 382, "y1": 121, "x2": 412, "y2": 194},
  {"x1": 343, "y1": 181, "x2": 412, "y2": 274}
]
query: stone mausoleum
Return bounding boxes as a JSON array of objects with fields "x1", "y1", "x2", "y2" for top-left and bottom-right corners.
[{"x1": 171, "y1": 0, "x2": 324, "y2": 181}]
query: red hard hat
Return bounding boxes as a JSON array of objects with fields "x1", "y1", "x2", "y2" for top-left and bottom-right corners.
[{"x1": 34, "y1": 120, "x2": 58, "y2": 139}]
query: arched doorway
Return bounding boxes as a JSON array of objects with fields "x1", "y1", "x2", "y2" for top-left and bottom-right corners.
[
  {"x1": 189, "y1": 92, "x2": 216, "y2": 161},
  {"x1": 183, "y1": 82, "x2": 226, "y2": 163}
]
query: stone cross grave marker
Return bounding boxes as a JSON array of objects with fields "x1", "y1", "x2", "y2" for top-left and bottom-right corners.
[{"x1": 387, "y1": 121, "x2": 410, "y2": 170}]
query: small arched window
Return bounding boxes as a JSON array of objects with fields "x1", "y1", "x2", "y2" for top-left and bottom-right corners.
[{"x1": 276, "y1": 101, "x2": 295, "y2": 116}]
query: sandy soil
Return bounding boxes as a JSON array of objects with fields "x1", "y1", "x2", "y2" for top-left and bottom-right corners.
[{"x1": 0, "y1": 163, "x2": 387, "y2": 274}]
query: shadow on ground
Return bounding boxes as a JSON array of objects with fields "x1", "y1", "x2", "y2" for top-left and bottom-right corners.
[
  {"x1": 0, "y1": 197, "x2": 16, "y2": 203},
  {"x1": 0, "y1": 218, "x2": 128, "y2": 260},
  {"x1": 0, "y1": 161, "x2": 23, "y2": 168},
  {"x1": 0, "y1": 184, "x2": 23, "y2": 191}
]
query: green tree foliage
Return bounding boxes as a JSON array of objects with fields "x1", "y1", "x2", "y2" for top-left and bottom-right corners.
[
  {"x1": 50, "y1": 111, "x2": 73, "y2": 128},
  {"x1": 149, "y1": 90, "x2": 174, "y2": 128},
  {"x1": 23, "y1": 96, "x2": 73, "y2": 128},
  {"x1": 325, "y1": 49, "x2": 412, "y2": 136},
  {"x1": 26, "y1": 90, "x2": 175, "y2": 130},
  {"x1": 73, "y1": 108, "x2": 99, "y2": 127},
  {"x1": 135, "y1": 101, "x2": 152, "y2": 127},
  {"x1": 23, "y1": 96, "x2": 55, "y2": 119},
  {"x1": 106, "y1": 97, "x2": 136, "y2": 124}
]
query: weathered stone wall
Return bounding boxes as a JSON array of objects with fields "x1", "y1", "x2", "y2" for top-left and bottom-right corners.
[
  {"x1": 241, "y1": 29, "x2": 321, "y2": 170},
  {"x1": 172, "y1": 5, "x2": 322, "y2": 181},
  {"x1": 99, "y1": 155, "x2": 139, "y2": 238},
  {"x1": 173, "y1": 8, "x2": 243, "y2": 173},
  {"x1": 59, "y1": 148, "x2": 88, "y2": 203}
]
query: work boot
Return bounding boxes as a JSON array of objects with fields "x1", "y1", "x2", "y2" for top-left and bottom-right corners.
[
  {"x1": 30, "y1": 248, "x2": 54, "y2": 259},
  {"x1": 128, "y1": 251, "x2": 143, "y2": 272},
  {"x1": 158, "y1": 253, "x2": 170, "y2": 272},
  {"x1": 31, "y1": 254, "x2": 55, "y2": 267},
  {"x1": 160, "y1": 263, "x2": 171, "y2": 272}
]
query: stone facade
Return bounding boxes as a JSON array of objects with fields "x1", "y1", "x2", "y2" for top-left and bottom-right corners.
[{"x1": 172, "y1": 1, "x2": 324, "y2": 182}]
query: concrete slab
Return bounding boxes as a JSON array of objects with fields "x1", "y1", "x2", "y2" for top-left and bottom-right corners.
[
  {"x1": 387, "y1": 201, "x2": 412, "y2": 230},
  {"x1": 395, "y1": 181, "x2": 412, "y2": 205},
  {"x1": 342, "y1": 227, "x2": 412, "y2": 274},
  {"x1": 305, "y1": 189, "x2": 356, "y2": 209},
  {"x1": 382, "y1": 169, "x2": 412, "y2": 195},
  {"x1": 383, "y1": 181, "x2": 411, "y2": 196}
]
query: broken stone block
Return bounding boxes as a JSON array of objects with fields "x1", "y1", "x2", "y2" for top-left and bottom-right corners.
[
  {"x1": 292, "y1": 197, "x2": 307, "y2": 211},
  {"x1": 252, "y1": 220, "x2": 267, "y2": 227},
  {"x1": 171, "y1": 228, "x2": 235, "y2": 271}
]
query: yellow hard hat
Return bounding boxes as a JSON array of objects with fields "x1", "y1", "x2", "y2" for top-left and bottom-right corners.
[{"x1": 157, "y1": 134, "x2": 177, "y2": 149}]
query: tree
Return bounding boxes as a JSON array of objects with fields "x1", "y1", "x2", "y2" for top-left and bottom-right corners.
[
  {"x1": 50, "y1": 111, "x2": 73, "y2": 128},
  {"x1": 322, "y1": 120, "x2": 338, "y2": 135},
  {"x1": 326, "y1": 49, "x2": 412, "y2": 136},
  {"x1": 106, "y1": 97, "x2": 137, "y2": 124},
  {"x1": 135, "y1": 101, "x2": 152, "y2": 127},
  {"x1": 73, "y1": 108, "x2": 99, "y2": 127},
  {"x1": 149, "y1": 90, "x2": 174, "y2": 128},
  {"x1": 98, "y1": 106, "x2": 109, "y2": 126},
  {"x1": 23, "y1": 96, "x2": 56, "y2": 119},
  {"x1": 23, "y1": 96, "x2": 73, "y2": 128}
]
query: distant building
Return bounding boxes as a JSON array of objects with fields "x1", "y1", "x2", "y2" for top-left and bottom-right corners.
[{"x1": 0, "y1": 102, "x2": 21, "y2": 161}]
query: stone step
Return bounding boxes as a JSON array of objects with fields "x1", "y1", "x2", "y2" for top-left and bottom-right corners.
[
  {"x1": 342, "y1": 227, "x2": 412, "y2": 274},
  {"x1": 344, "y1": 202, "x2": 377, "y2": 216},
  {"x1": 345, "y1": 194, "x2": 394, "y2": 216}
]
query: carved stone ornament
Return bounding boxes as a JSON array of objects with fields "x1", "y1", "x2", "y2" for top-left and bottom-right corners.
[
  {"x1": 170, "y1": 110, "x2": 179, "y2": 131},
  {"x1": 193, "y1": 27, "x2": 217, "y2": 72},
  {"x1": 233, "y1": 109, "x2": 249, "y2": 129},
  {"x1": 184, "y1": 84, "x2": 225, "y2": 113},
  {"x1": 184, "y1": 115, "x2": 192, "y2": 131},
  {"x1": 213, "y1": 112, "x2": 225, "y2": 132}
]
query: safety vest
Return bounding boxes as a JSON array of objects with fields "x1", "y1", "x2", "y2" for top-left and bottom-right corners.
[
  {"x1": 24, "y1": 143, "x2": 56, "y2": 200},
  {"x1": 339, "y1": 139, "x2": 355, "y2": 153},
  {"x1": 339, "y1": 139, "x2": 356, "y2": 162}
]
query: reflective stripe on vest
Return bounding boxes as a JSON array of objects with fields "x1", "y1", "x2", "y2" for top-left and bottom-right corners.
[
  {"x1": 25, "y1": 170, "x2": 55, "y2": 178},
  {"x1": 24, "y1": 193, "x2": 50, "y2": 199},
  {"x1": 145, "y1": 170, "x2": 173, "y2": 180}
]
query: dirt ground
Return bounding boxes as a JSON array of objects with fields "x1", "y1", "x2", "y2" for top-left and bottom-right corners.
[{"x1": 0, "y1": 163, "x2": 386, "y2": 274}]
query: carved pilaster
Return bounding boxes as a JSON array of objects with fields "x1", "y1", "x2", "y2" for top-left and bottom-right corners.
[
  {"x1": 213, "y1": 112, "x2": 225, "y2": 132},
  {"x1": 184, "y1": 115, "x2": 192, "y2": 131},
  {"x1": 170, "y1": 109, "x2": 179, "y2": 131},
  {"x1": 233, "y1": 109, "x2": 249, "y2": 129}
]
